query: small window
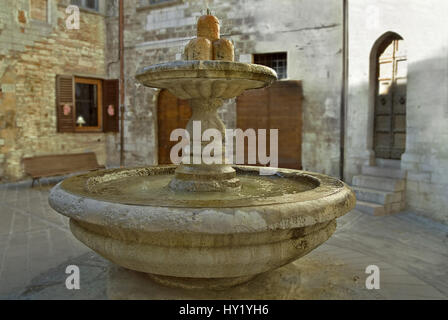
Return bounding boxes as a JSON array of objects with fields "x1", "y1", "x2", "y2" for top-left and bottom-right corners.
[
  {"x1": 253, "y1": 52, "x2": 287, "y2": 80},
  {"x1": 30, "y1": 0, "x2": 48, "y2": 22},
  {"x1": 56, "y1": 75, "x2": 119, "y2": 133},
  {"x1": 139, "y1": 0, "x2": 178, "y2": 8},
  {"x1": 71, "y1": 0, "x2": 99, "y2": 11}
]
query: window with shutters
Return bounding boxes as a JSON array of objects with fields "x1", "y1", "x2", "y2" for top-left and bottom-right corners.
[{"x1": 55, "y1": 75, "x2": 119, "y2": 133}]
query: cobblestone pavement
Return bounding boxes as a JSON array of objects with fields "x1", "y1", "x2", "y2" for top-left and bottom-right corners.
[{"x1": 0, "y1": 179, "x2": 447, "y2": 299}]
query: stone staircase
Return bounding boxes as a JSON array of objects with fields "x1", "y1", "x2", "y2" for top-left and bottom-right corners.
[{"x1": 352, "y1": 164, "x2": 406, "y2": 216}]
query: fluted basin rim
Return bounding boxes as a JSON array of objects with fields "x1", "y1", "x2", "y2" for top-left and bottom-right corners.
[{"x1": 135, "y1": 60, "x2": 278, "y2": 89}]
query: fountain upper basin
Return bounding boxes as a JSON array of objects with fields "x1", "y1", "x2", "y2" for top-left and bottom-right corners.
[{"x1": 135, "y1": 60, "x2": 278, "y2": 99}]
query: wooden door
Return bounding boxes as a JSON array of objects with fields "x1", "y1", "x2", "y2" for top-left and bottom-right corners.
[
  {"x1": 157, "y1": 90, "x2": 191, "y2": 164},
  {"x1": 236, "y1": 81, "x2": 303, "y2": 169},
  {"x1": 374, "y1": 37, "x2": 407, "y2": 159}
]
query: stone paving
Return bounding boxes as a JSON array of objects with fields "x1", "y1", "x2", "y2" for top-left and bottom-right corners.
[
  {"x1": 0, "y1": 178, "x2": 447, "y2": 299},
  {"x1": 0, "y1": 178, "x2": 90, "y2": 299}
]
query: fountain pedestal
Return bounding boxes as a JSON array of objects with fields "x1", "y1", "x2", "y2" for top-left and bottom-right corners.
[{"x1": 169, "y1": 97, "x2": 241, "y2": 192}]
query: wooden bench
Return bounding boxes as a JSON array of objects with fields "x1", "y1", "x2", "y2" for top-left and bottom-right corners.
[{"x1": 23, "y1": 152, "x2": 105, "y2": 187}]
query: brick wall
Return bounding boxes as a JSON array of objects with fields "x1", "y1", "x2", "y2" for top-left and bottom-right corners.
[{"x1": 0, "y1": 0, "x2": 111, "y2": 181}]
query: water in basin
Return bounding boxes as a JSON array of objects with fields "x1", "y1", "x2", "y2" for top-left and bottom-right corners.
[
  {"x1": 61, "y1": 168, "x2": 320, "y2": 208},
  {"x1": 92, "y1": 173, "x2": 314, "y2": 201}
]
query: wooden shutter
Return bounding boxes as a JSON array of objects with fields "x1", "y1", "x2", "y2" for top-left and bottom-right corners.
[
  {"x1": 56, "y1": 75, "x2": 75, "y2": 132},
  {"x1": 236, "y1": 80, "x2": 303, "y2": 169},
  {"x1": 102, "y1": 79, "x2": 119, "y2": 132},
  {"x1": 269, "y1": 81, "x2": 302, "y2": 169}
]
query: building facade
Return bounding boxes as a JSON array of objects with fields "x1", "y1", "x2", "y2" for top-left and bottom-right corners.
[
  {"x1": 1, "y1": 0, "x2": 447, "y2": 224},
  {"x1": 105, "y1": 0, "x2": 343, "y2": 175},
  {"x1": 0, "y1": 0, "x2": 115, "y2": 181},
  {"x1": 346, "y1": 0, "x2": 448, "y2": 223}
]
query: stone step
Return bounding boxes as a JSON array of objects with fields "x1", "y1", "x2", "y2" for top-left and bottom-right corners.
[
  {"x1": 355, "y1": 200, "x2": 386, "y2": 216},
  {"x1": 362, "y1": 165, "x2": 406, "y2": 179},
  {"x1": 352, "y1": 175, "x2": 405, "y2": 192},
  {"x1": 375, "y1": 158, "x2": 401, "y2": 169},
  {"x1": 389, "y1": 202, "x2": 406, "y2": 213},
  {"x1": 353, "y1": 186, "x2": 402, "y2": 205}
]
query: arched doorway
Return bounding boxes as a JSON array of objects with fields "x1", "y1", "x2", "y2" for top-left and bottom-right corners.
[
  {"x1": 157, "y1": 89, "x2": 191, "y2": 164},
  {"x1": 373, "y1": 33, "x2": 407, "y2": 160}
]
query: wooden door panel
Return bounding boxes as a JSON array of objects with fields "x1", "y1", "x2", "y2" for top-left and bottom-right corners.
[
  {"x1": 376, "y1": 80, "x2": 392, "y2": 116},
  {"x1": 157, "y1": 90, "x2": 191, "y2": 164},
  {"x1": 375, "y1": 116, "x2": 391, "y2": 131},
  {"x1": 394, "y1": 133, "x2": 406, "y2": 146},
  {"x1": 375, "y1": 133, "x2": 391, "y2": 148},
  {"x1": 237, "y1": 80, "x2": 302, "y2": 169},
  {"x1": 375, "y1": 99, "x2": 391, "y2": 115},
  {"x1": 394, "y1": 102, "x2": 406, "y2": 114},
  {"x1": 376, "y1": 148, "x2": 390, "y2": 159},
  {"x1": 394, "y1": 115, "x2": 406, "y2": 132}
]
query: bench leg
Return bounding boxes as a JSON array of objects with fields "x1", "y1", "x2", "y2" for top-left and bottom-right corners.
[{"x1": 31, "y1": 178, "x2": 35, "y2": 188}]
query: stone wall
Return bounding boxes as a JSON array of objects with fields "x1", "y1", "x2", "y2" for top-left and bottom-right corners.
[
  {"x1": 106, "y1": 0, "x2": 343, "y2": 175},
  {"x1": 0, "y1": 0, "x2": 111, "y2": 181},
  {"x1": 346, "y1": 0, "x2": 448, "y2": 223}
]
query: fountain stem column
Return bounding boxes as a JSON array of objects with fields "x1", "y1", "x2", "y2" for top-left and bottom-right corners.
[{"x1": 169, "y1": 98, "x2": 241, "y2": 192}]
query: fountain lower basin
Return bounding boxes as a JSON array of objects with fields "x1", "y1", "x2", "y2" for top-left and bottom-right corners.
[{"x1": 49, "y1": 165, "x2": 355, "y2": 289}]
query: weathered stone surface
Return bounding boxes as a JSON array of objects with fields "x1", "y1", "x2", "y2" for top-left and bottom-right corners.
[
  {"x1": 135, "y1": 60, "x2": 276, "y2": 192},
  {"x1": 355, "y1": 200, "x2": 385, "y2": 216},
  {"x1": 345, "y1": 0, "x2": 448, "y2": 223},
  {"x1": 352, "y1": 175, "x2": 405, "y2": 192},
  {"x1": 353, "y1": 186, "x2": 402, "y2": 205},
  {"x1": 0, "y1": 0, "x2": 111, "y2": 181},
  {"x1": 49, "y1": 165, "x2": 355, "y2": 288},
  {"x1": 361, "y1": 165, "x2": 406, "y2": 179},
  {"x1": 136, "y1": 60, "x2": 277, "y2": 99}
]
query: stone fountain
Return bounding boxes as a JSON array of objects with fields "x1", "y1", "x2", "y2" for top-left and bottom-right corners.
[{"x1": 49, "y1": 12, "x2": 355, "y2": 290}]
